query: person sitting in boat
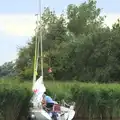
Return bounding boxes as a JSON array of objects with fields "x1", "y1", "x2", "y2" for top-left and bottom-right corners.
[{"x1": 42, "y1": 94, "x2": 55, "y2": 109}]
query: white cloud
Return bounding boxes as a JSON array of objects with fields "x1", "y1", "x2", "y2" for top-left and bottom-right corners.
[
  {"x1": 102, "y1": 13, "x2": 120, "y2": 28},
  {"x1": 0, "y1": 13, "x2": 119, "y2": 37},
  {"x1": 0, "y1": 14, "x2": 36, "y2": 37},
  {"x1": 0, "y1": 13, "x2": 120, "y2": 65}
]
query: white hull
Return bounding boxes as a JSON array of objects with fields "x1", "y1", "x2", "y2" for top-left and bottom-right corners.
[
  {"x1": 30, "y1": 105, "x2": 75, "y2": 120},
  {"x1": 31, "y1": 108, "x2": 52, "y2": 120}
]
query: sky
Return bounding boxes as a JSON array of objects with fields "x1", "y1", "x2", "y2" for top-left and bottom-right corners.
[{"x1": 0, "y1": 0, "x2": 120, "y2": 65}]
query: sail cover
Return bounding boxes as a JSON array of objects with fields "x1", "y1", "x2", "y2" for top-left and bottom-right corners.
[{"x1": 32, "y1": 76, "x2": 46, "y2": 107}]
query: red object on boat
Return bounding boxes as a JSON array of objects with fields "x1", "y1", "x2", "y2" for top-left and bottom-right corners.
[
  {"x1": 53, "y1": 104, "x2": 61, "y2": 112},
  {"x1": 48, "y1": 68, "x2": 52, "y2": 73},
  {"x1": 33, "y1": 89, "x2": 38, "y2": 93}
]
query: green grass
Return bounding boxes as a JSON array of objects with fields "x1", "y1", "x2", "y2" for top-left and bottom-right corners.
[
  {"x1": 0, "y1": 79, "x2": 32, "y2": 120},
  {"x1": 0, "y1": 78, "x2": 76, "y2": 102},
  {"x1": 1, "y1": 78, "x2": 120, "y2": 119}
]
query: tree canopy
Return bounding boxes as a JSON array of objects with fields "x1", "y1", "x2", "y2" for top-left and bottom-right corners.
[{"x1": 1, "y1": 0, "x2": 120, "y2": 83}]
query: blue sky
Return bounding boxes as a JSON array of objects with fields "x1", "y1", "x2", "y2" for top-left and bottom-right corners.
[{"x1": 0, "y1": 0, "x2": 120, "y2": 65}]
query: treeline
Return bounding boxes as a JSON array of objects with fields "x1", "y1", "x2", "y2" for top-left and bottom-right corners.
[
  {"x1": 0, "y1": 61, "x2": 16, "y2": 78},
  {"x1": 0, "y1": 82, "x2": 31, "y2": 120},
  {"x1": 1, "y1": 0, "x2": 120, "y2": 82}
]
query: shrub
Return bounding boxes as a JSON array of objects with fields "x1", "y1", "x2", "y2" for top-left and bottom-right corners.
[
  {"x1": 44, "y1": 81, "x2": 74, "y2": 102},
  {"x1": 0, "y1": 83, "x2": 32, "y2": 120},
  {"x1": 71, "y1": 83, "x2": 120, "y2": 120},
  {"x1": 2, "y1": 79, "x2": 120, "y2": 120}
]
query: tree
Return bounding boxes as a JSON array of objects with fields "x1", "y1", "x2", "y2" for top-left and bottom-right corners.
[
  {"x1": 15, "y1": 7, "x2": 68, "y2": 80},
  {"x1": 14, "y1": 0, "x2": 120, "y2": 83},
  {"x1": 67, "y1": 0, "x2": 105, "y2": 36},
  {"x1": 0, "y1": 61, "x2": 16, "y2": 77}
]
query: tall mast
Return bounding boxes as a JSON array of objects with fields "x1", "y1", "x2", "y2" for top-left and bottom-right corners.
[
  {"x1": 36, "y1": 14, "x2": 40, "y2": 76},
  {"x1": 33, "y1": 14, "x2": 39, "y2": 85},
  {"x1": 33, "y1": 0, "x2": 43, "y2": 85},
  {"x1": 39, "y1": 0, "x2": 43, "y2": 78}
]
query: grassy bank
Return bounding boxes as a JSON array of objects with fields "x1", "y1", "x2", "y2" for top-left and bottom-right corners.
[
  {"x1": 0, "y1": 80, "x2": 32, "y2": 120},
  {"x1": 1, "y1": 79, "x2": 120, "y2": 120}
]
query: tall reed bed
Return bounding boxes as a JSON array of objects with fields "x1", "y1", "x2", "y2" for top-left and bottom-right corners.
[
  {"x1": 1, "y1": 78, "x2": 120, "y2": 120},
  {"x1": 0, "y1": 81, "x2": 32, "y2": 120},
  {"x1": 71, "y1": 83, "x2": 120, "y2": 120}
]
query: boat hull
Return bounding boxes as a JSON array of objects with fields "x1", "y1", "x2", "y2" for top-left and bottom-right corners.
[{"x1": 30, "y1": 108, "x2": 52, "y2": 120}]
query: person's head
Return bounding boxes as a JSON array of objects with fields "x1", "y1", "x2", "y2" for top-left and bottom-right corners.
[{"x1": 44, "y1": 91, "x2": 47, "y2": 94}]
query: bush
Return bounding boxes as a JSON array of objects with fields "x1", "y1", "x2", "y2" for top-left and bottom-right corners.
[
  {"x1": 2, "y1": 79, "x2": 120, "y2": 120},
  {"x1": 71, "y1": 83, "x2": 120, "y2": 120},
  {"x1": 44, "y1": 81, "x2": 74, "y2": 102},
  {"x1": 0, "y1": 82, "x2": 32, "y2": 120}
]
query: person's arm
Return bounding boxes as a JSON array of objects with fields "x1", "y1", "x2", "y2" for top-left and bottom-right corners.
[{"x1": 42, "y1": 99, "x2": 46, "y2": 106}]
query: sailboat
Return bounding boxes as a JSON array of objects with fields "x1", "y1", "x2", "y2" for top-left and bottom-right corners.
[{"x1": 28, "y1": 0, "x2": 76, "y2": 120}]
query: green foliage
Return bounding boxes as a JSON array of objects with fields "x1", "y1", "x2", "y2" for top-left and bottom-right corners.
[
  {"x1": 1, "y1": 79, "x2": 120, "y2": 120},
  {"x1": 44, "y1": 81, "x2": 73, "y2": 102},
  {"x1": 0, "y1": 61, "x2": 17, "y2": 77},
  {"x1": 0, "y1": 82, "x2": 32, "y2": 120},
  {"x1": 43, "y1": 80, "x2": 120, "y2": 120},
  {"x1": 71, "y1": 83, "x2": 120, "y2": 119},
  {"x1": 8, "y1": 0, "x2": 120, "y2": 83},
  {"x1": 38, "y1": 80, "x2": 120, "y2": 119},
  {"x1": 67, "y1": 0, "x2": 104, "y2": 36}
]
